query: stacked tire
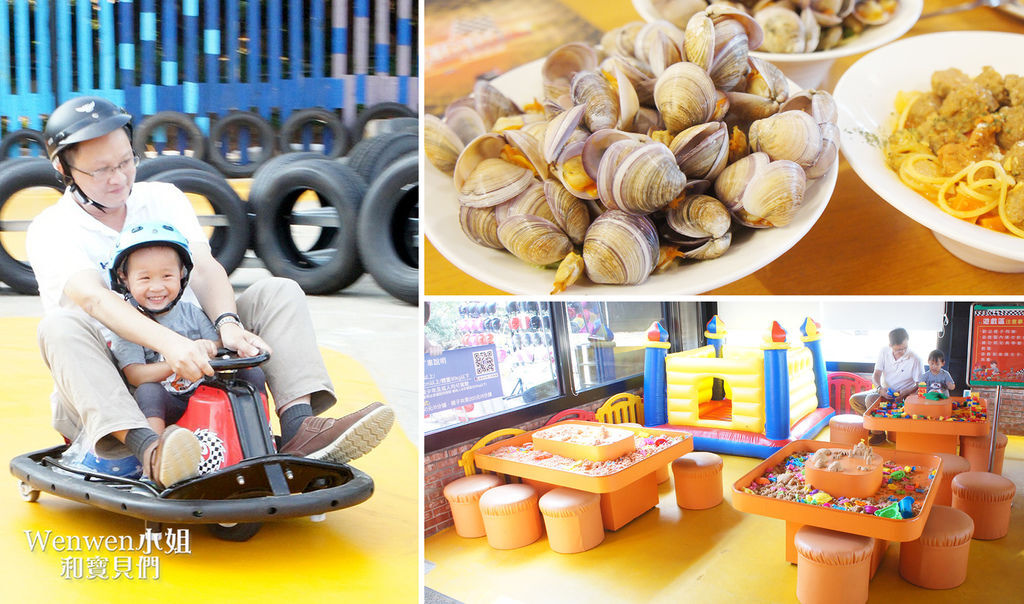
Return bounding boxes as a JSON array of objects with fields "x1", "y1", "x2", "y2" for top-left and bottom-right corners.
[{"x1": 250, "y1": 127, "x2": 419, "y2": 304}]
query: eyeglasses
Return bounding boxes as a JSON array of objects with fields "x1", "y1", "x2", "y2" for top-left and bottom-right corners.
[{"x1": 70, "y1": 155, "x2": 140, "y2": 180}]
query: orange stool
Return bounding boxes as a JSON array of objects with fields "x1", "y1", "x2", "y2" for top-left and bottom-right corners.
[
  {"x1": 960, "y1": 432, "x2": 1007, "y2": 474},
  {"x1": 538, "y1": 487, "x2": 605, "y2": 554},
  {"x1": 794, "y1": 526, "x2": 874, "y2": 604},
  {"x1": 671, "y1": 452, "x2": 723, "y2": 510},
  {"x1": 951, "y1": 471, "x2": 1016, "y2": 540},
  {"x1": 829, "y1": 414, "x2": 869, "y2": 446},
  {"x1": 442, "y1": 474, "x2": 502, "y2": 538},
  {"x1": 933, "y1": 453, "x2": 971, "y2": 507},
  {"x1": 898, "y1": 505, "x2": 974, "y2": 589},
  {"x1": 478, "y1": 483, "x2": 543, "y2": 549}
]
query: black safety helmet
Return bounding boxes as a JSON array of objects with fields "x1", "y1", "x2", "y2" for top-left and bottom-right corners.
[{"x1": 44, "y1": 96, "x2": 133, "y2": 162}]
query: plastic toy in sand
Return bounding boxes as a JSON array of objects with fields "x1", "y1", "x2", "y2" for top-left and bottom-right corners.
[
  {"x1": 639, "y1": 315, "x2": 834, "y2": 457},
  {"x1": 803, "y1": 443, "x2": 884, "y2": 499},
  {"x1": 731, "y1": 440, "x2": 944, "y2": 565},
  {"x1": 864, "y1": 395, "x2": 989, "y2": 454}
]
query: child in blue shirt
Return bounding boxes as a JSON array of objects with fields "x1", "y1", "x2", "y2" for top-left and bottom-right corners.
[{"x1": 920, "y1": 349, "x2": 955, "y2": 396}]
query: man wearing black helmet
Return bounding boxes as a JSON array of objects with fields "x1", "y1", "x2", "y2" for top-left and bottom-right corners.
[{"x1": 26, "y1": 96, "x2": 394, "y2": 488}]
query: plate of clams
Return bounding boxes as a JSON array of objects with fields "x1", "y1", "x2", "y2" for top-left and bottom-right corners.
[
  {"x1": 424, "y1": 6, "x2": 839, "y2": 294},
  {"x1": 633, "y1": 0, "x2": 923, "y2": 88}
]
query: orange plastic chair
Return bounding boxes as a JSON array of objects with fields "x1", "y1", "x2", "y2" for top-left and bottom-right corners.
[
  {"x1": 458, "y1": 428, "x2": 525, "y2": 477},
  {"x1": 595, "y1": 393, "x2": 644, "y2": 425},
  {"x1": 827, "y1": 372, "x2": 872, "y2": 415},
  {"x1": 545, "y1": 408, "x2": 597, "y2": 425}
]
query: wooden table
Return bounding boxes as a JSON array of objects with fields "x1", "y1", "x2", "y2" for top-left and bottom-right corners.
[
  {"x1": 730, "y1": 440, "x2": 942, "y2": 569},
  {"x1": 473, "y1": 421, "x2": 693, "y2": 530},
  {"x1": 863, "y1": 396, "x2": 990, "y2": 454},
  {"x1": 424, "y1": 0, "x2": 1024, "y2": 295}
]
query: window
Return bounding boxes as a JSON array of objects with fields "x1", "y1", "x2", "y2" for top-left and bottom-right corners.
[
  {"x1": 424, "y1": 301, "x2": 559, "y2": 434},
  {"x1": 425, "y1": 301, "x2": 703, "y2": 451}
]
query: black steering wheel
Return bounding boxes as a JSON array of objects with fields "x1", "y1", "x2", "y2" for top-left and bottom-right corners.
[{"x1": 209, "y1": 348, "x2": 271, "y2": 371}]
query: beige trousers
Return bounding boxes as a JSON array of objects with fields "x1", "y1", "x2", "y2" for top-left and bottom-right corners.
[
  {"x1": 848, "y1": 389, "x2": 883, "y2": 436},
  {"x1": 38, "y1": 277, "x2": 335, "y2": 456}
]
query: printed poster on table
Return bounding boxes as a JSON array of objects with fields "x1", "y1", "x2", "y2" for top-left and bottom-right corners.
[
  {"x1": 424, "y1": 344, "x2": 504, "y2": 414},
  {"x1": 967, "y1": 304, "x2": 1024, "y2": 387}
]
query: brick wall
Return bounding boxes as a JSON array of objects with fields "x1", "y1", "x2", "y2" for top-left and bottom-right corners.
[
  {"x1": 424, "y1": 395, "x2": 619, "y2": 538},
  {"x1": 976, "y1": 386, "x2": 1024, "y2": 436}
]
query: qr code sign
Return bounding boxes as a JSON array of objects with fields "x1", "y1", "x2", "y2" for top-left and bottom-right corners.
[{"x1": 472, "y1": 349, "x2": 497, "y2": 377}]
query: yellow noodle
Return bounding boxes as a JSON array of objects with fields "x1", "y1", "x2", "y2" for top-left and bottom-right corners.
[
  {"x1": 937, "y1": 160, "x2": 1007, "y2": 219},
  {"x1": 895, "y1": 91, "x2": 921, "y2": 131}
]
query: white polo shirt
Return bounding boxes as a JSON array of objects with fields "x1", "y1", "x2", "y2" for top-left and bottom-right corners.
[
  {"x1": 875, "y1": 346, "x2": 923, "y2": 394},
  {"x1": 26, "y1": 181, "x2": 209, "y2": 316}
]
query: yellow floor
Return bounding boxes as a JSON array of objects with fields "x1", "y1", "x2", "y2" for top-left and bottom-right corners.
[
  {"x1": 0, "y1": 317, "x2": 417, "y2": 601},
  {"x1": 426, "y1": 429, "x2": 1024, "y2": 603}
]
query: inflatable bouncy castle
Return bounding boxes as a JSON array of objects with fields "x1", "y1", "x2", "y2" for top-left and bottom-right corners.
[{"x1": 642, "y1": 316, "x2": 834, "y2": 458}]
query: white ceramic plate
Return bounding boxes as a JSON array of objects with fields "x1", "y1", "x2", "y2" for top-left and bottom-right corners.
[
  {"x1": 632, "y1": 0, "x2": 922, "y2": 88},
  {"x1": 835, "y1": 31, "x2": 1024, "y2": 272},
  {"x1": 425, "y1": 59, "x2": 838, "y2": 295}
]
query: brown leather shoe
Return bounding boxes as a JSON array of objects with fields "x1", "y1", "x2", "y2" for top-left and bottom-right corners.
[
  {"x1": 145, "y1": 425, "x2": 201, "y2": 489},
  {"x1": 279, "y1": 402, "x2": 395, "y2": 464}
]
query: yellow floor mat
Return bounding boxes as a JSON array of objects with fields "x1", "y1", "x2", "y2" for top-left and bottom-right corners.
[
  {"x1": 0, "y1": 317, "x2": 417, "y2": 601},
  {"x1": 426, "y1": 427, "x2": 1024, "y2": 603}
]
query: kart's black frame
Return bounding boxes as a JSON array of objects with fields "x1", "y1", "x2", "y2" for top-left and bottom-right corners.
[{"x1": 9, "y1": 352, "x2": 374, "y2": 538}]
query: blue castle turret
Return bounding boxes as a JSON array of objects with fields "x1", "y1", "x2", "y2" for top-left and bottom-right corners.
[
  {"x1": 800, "y1": 317, "x2": 830, "y2": 409},
  {"x1": 762, "y1": 321, "x2": 791, "y2": 441},
  {"x1": 643, "y1": 321, "x2": 670, "y2": 427}
]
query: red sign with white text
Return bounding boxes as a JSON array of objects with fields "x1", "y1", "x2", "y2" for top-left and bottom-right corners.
[{"x1": 968, "y1": 305, "x2": 1024, "y2": 387}]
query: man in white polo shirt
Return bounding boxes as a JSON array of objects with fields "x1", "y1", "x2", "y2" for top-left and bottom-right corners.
[
  {"x1": 27, "y1": 96, "x2": 393, "y2": 488},
  {"x1": 849, "y1": 327, "x2": 923, "y2": 445}
]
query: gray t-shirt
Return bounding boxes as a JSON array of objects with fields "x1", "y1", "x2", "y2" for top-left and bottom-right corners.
[
  {"x1": 919, "y1": 368, "x2": 954, "y2": 395},
  {"x1": 109, "y1": 302, "x2": 218, "y2": 393}
]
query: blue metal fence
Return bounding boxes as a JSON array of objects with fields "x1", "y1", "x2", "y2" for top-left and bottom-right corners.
[{"x1": 0, "y1": 0, "x2": 418, "y2": 137}]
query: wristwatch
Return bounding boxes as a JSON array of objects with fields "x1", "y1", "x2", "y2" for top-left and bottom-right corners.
[{"x1": 214, "y1": 312, "x2": 243, "y2": 332}]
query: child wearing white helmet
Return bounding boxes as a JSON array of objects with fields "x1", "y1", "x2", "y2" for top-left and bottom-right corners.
[{"x1": 107, "y1": 221, "x2": 266, "y2": 442}]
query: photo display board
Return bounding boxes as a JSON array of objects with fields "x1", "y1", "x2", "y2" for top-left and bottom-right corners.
[{"x1": 967, "y1": 304, "x2": 1024, "y2": 387}]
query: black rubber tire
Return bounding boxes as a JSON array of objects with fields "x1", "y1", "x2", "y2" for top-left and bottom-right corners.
[
  {"x1": 208, "y1": 522, "x2": 262, "y2": 542},
  {"x1": 0, "y1": 158, "x2": 64, "y2": 293},
  {"x1": 356, "y1": 153, "x2": 418, "y2": 305},
  {"x1": 249, "y1": 152, "x2": 336, "y2": 251},
  {"x1": 132, "y1": 111, "x2": 207, "y2": 161},
  {"x1": 278, "y1": 108, "x2": 351, "y2": 158},
  {"x1": 149, "y1": 168, "x2": 249, "y2": 275},
  {"x1": 136, "y1": 155, "x2": 221, "y2": 181},
  {"x1": 208, "y1": 111, "x2": 277, "y2": 178},
  {"x1": 345, "y1": 131, "x2": 417, "y2": 183},
  {"x1": 352, "y1": 101, "x2": 416, "y2": 142},
  {"x1": 253, "y1": 158, "x2": 367, "y2": 294},
  {"x1": 0, "y1": 128, "x2": 47, "y2": 160}
]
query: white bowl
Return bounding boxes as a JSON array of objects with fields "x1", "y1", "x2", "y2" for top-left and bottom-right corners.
[
  {"x1": 424, "y1": 59, "x2": 838, "y2": 295},
  {"x1": 632, "y1": 0, "x2": 923, "y2": 89},
  {"x1": 835, "y1": 31, "x2": 1024, "y2": 273}
]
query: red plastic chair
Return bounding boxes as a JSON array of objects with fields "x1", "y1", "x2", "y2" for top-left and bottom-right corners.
[
  {"x1": 545, "y1": 408, "x2": 597, "y2": 425},
  {"x1": 828, "y1": 371, "x2": 873, "y2": 414}
]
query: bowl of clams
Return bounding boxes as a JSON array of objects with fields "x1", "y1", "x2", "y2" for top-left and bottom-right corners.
[
  {"x1": 633, "y1": 0, "x2": 923, "y2": 89},
  {"x1": 836, "y1": 31, "x2": 1024, "y2": 272},
  {"x1": 424, "y1": 6, "x2": 839, "y2": 294}
]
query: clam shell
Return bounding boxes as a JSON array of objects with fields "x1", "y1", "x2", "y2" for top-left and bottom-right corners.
[
  {"x1": 781, "y1": 89, "x2": 838, "y2": 125},
  {"x1": 610, "y1": 142, "x2": 687, "y2": 214},
  {"x1": 497, "y1": 214, "x2": 573, "y2": 266},
  {"x1": 459, "y1": 206, "x2": 502, "y2": 249},
  {"x1": 582, "y1": 210, "x2": 659, "y2": 285},
  {"x1": 600, "y1": 21, "x2": 645, "y2": 57},
  {"x1": 454, "y1": 133, "x2": 536, "y2": 208},
  {"x1": 748, "y1": 110, "x2": 823, "y2": 168},
  {"x1": 665, "y1": 193, "x2": 732, "y2": 239},
  {"x1": 755, "y1": 6, "x2": 805, "y2": 53},
  {"x1": 473, "y1": 80, "x2": 523, "y2": 130},
  {"x1": 654, "y1": 62, "x2": 717, "y2": 133},
  {"x1": 424, "y1": 114, "x2": 464, "y2": 176},
  {"x1": 495, "y1": 181, "x2": 556, "y2": 224},
  {"x1": 715, "y1": 152, "x2": 805, "y2": 227},
  {"x1": 669, "y1": 120, "x2": 730, "y2": 181},
  {"x1": 545, "y1": 179, "x2": 592, "y2": 244},
  {"x1": 707, "y1": 4, "x2": 765, "y2": 51},
  {"x1": 543, "y1": 103, "x2": 586, "y2": 164},
  {"x1": 596, "y1": 139, "x2": 645, "y2": 207},
  {"x1": 683, "y1": 12, "x2": 715, "y2": 72},
  {"x1": 443, "y1": 104, "x2": 487, "y2": 145},
  {"x1": 572, "y1": 70, "x2": 620, "y2": 132},
  {"x1": 709, "y1": 21, "x2": 750, "y2": 91},
  {"x1": 505, "y1": 128, "x2": 550, "y2": 180},
  {"x1": 852, "y1": 0, "x2": 896, "y2": 25},
  {"x1": 685, "y1": 233, "x2": 732, "y2": 259},
  {"x1": 542, "y1": 42, "x2": 599, "y2": 102}
]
